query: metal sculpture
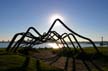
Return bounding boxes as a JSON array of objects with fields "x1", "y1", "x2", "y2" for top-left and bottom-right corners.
[{"x1": 6, "y1": 19, "x2": 103, "y2": 71}]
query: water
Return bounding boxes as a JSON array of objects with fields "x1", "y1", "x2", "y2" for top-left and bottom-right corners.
[
  {"x1": 0, "y1": 42, "x2": 9, "y2": 48},
  {"x1": 0, "y1": 42, "x2": 106, "y2": 48}
]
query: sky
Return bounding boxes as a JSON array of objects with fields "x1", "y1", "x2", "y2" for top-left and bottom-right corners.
[{"x1": 0, "y1": 0, "x2": 108, "y2": 41}]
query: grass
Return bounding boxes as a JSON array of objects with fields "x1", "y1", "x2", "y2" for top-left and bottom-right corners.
[
  {"x1": 0, "y1": 47, "x2": 108, "y2": 71},
  {"x1": 49, "y1": 47, "x2": 108, "y2": 71},
  {"x1": 0, "y1": 48, "x2": 63, "y2": 71},
  {"x1": 77, "y1": 47, "x2": 108, "y2": 71}
]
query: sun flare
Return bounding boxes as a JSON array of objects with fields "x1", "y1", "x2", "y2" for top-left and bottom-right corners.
[
  {"x1": 48, "y1": 43, "x2": 62, "y2": 49},
  {"x1": 50, "y1": 14, "x2": 64, "y2": 26}
]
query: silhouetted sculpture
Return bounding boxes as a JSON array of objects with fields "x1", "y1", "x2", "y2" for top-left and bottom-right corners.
[{"x1": 6, "y1": 19, "x2": 103, "y2": 71}]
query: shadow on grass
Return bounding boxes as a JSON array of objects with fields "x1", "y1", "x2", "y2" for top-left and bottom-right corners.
[
  {"x1": 0, "y1": 56, "x2": 63, "y2": 71},
  {"x1": 76, "y1": 52, "x2": 108, "y2": 71},
  {"x1": 6, "y1": 56, "x2": 30, "y2": 71}
]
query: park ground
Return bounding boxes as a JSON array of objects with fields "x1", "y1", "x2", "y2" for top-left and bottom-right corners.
[{"x1": 0, "y1": 47, "x2": 108, "y2": 71}]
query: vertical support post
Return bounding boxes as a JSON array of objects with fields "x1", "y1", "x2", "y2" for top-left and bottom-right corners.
[{"x1": 36, "y1": 60, "x2": 41, "y2": 71}]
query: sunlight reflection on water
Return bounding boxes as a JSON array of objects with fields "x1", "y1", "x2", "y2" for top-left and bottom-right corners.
[{"x1": 0, "y1": 42, "x2": 103, "y2": 48}]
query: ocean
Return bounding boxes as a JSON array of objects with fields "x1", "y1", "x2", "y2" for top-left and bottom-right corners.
[
  {"x1": 0, "y1": 42, "x2": 9, "y2": 48},
  {"x1": 0, "y1": 42, "x2": 106, "y2": 48}
]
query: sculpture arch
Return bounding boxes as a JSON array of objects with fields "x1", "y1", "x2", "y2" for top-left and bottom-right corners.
[{"x1": 6, "y1": 19, "x2": 103, "y2": 71}]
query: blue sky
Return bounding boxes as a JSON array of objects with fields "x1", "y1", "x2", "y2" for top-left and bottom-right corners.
[{"x1": 0, "y1": 0, "x2": 108, "y2": 41}]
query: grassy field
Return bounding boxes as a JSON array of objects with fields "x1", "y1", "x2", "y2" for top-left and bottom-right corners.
[
  {"x1": 50, "y1": 47, "x2": 108, "y2": 71},
  {"x1": 0, "y1": 47, "x2": 108, "y2": 71},
  {"x1": 83, "y1": 47, "x2": 108, "y2": 71},
  {"x1": 0, "y1": 48, "x2": 63, "y2": 71}
]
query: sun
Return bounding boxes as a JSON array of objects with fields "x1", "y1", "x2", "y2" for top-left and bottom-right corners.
[{"x1": 50, "y1": 14, "x2": 64, "y2": 26}]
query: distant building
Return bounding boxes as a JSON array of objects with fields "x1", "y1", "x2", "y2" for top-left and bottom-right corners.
[{"x1": 100, "y1": 36, "x2": 103, "y2": 46}]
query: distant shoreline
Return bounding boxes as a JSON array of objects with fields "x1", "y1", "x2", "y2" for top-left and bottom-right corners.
[
  {"x1": 0, "y1": 41, "x2": 108, "y2": 43},
  {"x1": 0, "y1": 41, "x2": 108, "y2": 48}
]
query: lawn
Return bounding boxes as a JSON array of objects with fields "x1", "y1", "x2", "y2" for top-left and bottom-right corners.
[
  {"x1": 0, "y1": 47, "x2": 108, "y2": 71},
  {"x1": 0, "y1": 48, "x2": 63, "y2": 71}
]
